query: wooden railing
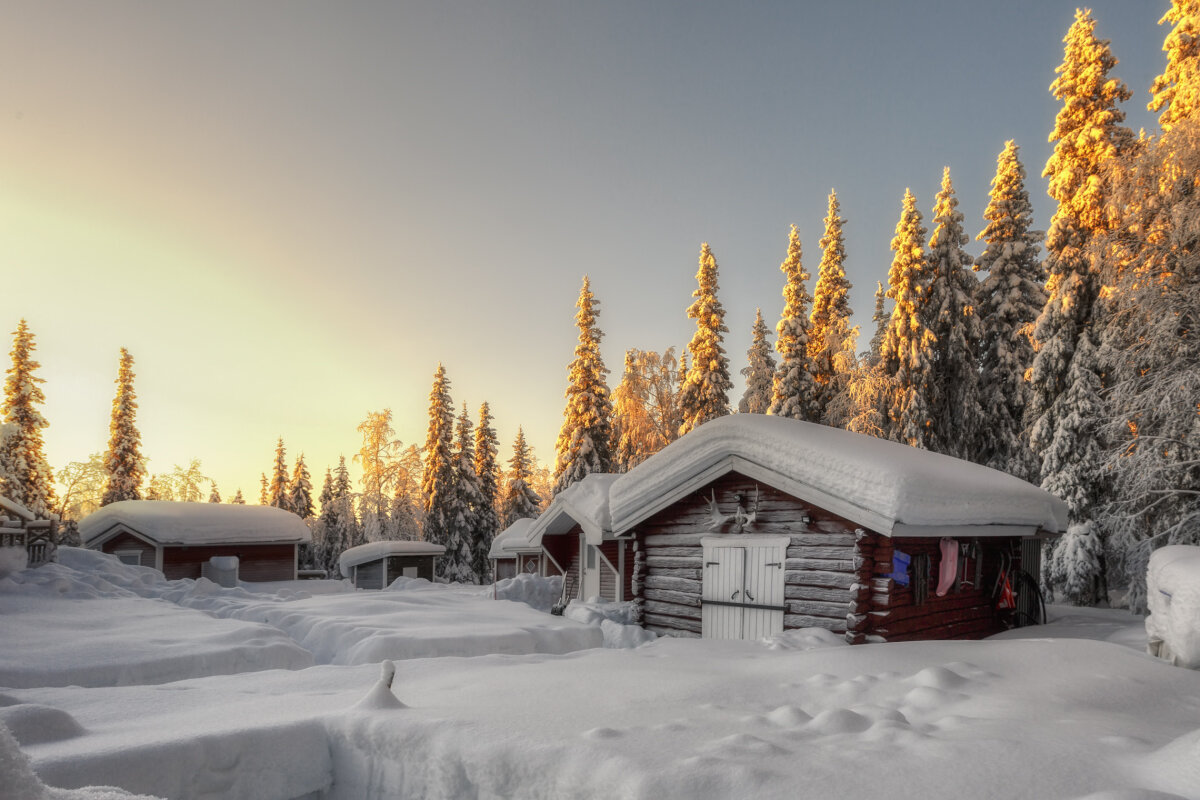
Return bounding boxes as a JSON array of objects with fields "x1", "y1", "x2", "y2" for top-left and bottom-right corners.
[{"x1": 0, "y1": 519, "x2": 57, "y2": 568}]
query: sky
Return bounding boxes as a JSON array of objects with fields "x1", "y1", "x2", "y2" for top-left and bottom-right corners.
[{"x1": 0, "y1": 1, "x2": 1170, "y2": 505}]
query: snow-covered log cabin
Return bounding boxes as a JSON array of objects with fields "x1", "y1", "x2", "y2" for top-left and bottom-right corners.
[
  {"x1": 79, "y1": 500, "x2": 311, "y2": 582},
  {"x1": 528, "y1": 415, "x2": 1067, "y2": 643},
  {"x1": 489, "y1": 518, "x2": 542, "y2": 581},
  {"x1": 338, "y1": 540, "x2": 445, "y2": 588}
]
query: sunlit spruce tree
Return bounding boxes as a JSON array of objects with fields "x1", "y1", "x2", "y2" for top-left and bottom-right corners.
[
  {"x1": 975, "y1": 141, "x2": 1045, "y2": 478},
  {"x1": 313, "y1": 468, "x2": 338, "y2": 574},
  {"x1": 925, "y1": 168, "x2": 983, "y2": 459},
  {"x1": 766, "y1": 229, "x2": 817, "y2": 422},
  {"x1": 1030, "y1": 9, "x2": 1133, "y2": 604},
  {"x1": 500, "y1": 427, "x2": 542, "y2": 528},
  {"x1": 840, "y1": 282, "x2": 892, "y2": 438},
  {"x1": 679, "y1": 243, "x2": 733, "y2": 434},
  {"x1": 208, "y1": 484, "x2": 221, "y2": 504},
  {"x1": 268, "y1": 438, "x2": 290, "y2": 511},
  {"x1": 808, "y1": 191, "x2": 857, "y2": 425},
  {"x1": 472, "y1": 402, "x2": 501, "y2": 582},
  {"x1": 230, "y1": 488, "x2": 245, "y2": 504},
  {"x1": 553, "y1": 276, "x2": 614, "y2": 494},
  {"x1": 1, "y1": 320, "x2": 56, "y2": 517},
  {"x1": 880, "y1": 189, "x2": 937, "y2": 449},
  {"x1": 288, "y1": 453, "x2": 314, "y2": 519},
  {"x1": 1150, "y1": 0, "x2": 1200, "y2": 132},
  {"x1": 738, "y1": 309, "x2": 775, "y2": 415},
  {"x1": 101, "y1": 348, "x2": 145, "y2": 506}
]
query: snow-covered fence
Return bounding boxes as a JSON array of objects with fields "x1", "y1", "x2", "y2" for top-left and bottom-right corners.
[{"x1": 0, "y1": 494, "x2": 57, "y2": 568}]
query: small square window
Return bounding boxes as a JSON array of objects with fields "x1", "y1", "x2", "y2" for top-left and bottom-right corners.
[{"x1": 114, "y1": 550, "x2": 142, "y2": 566}]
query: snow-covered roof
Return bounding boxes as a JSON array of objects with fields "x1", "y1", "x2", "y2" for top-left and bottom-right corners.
[
  {"x1": 0, "y1": 494, "x2": 34, "y2": 522},
  {"x1": 79, "y1": 501, "x2": 312, "y2": 547},
  {"x1": 338, "y1": 540, "x2": 446, "y2": 573},
  {"x1": 527, "y1": 473, "x2": 621, "y2": 547},
  {"x1": 489, "y1": 518, "x2": 540, "y2": 559},
  {"x1": 608, "y1": 415, "x2": 1067, "y2": 537}
]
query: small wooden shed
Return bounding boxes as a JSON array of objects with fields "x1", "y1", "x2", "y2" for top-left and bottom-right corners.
[
  {"x1": 534, "y1": 415, "x2": 1066, "y2": 643},
  {"x1": 339, "y1": 540, "x2": 446, "y2": 589},
  {"x1": 489, "y1": 518, "x2": 542, "y2": 581},
  {"x1": 79, "y1": 500, "x2": 311, "y2": 582}
]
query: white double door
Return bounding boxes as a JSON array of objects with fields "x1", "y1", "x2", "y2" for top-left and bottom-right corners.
[{"x1": 701, "y1": 536, "x2": 787, "y2": 640}]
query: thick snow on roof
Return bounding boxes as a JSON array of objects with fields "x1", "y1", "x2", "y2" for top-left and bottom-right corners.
[
  {"x1": 338, "y1": 540, "x2": 445, "y2": 573},
  {"x1": 489, "y1": 518, "x2": 539, "y2": 559},
  {"x1": 79, "y1": 500, "x2": 311, "y2": 546},
  {"x1": 527, "y1": 473, "x2": 620, "y2": 545},
  {"x1": 610, "y1": 415, "x2": 1068, "y2": 536}
]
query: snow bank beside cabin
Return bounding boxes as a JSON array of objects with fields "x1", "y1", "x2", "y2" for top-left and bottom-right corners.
[
  {"x1": 610, "y1": 415, "x2": 1067, "y2": 534},
  {"x1": 0, "y1": 555, "x2": 312, "y2": 688},
  {"x1": 1146, "y1": 545, "x2": 1200, "y2": 668}
]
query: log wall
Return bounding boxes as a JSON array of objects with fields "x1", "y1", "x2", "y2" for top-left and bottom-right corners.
[
  {"x1": 866, "y1": 536, "x2": 1023, "y2": 642},
  {"x1": 636, "y1": 472, "x2": 865, "y2": 640}
]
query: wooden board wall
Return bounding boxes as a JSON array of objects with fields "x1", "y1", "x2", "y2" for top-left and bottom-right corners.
[{"x1": 635, "y1": 471, "x2": 867, "y2": 639}]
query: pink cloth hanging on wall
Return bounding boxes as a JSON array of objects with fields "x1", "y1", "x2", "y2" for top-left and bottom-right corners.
[{"x1": 936, "y1": 537, "x2": 958, "y2": 597}]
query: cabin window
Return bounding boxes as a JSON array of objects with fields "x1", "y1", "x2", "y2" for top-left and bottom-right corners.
[
  {"x1": 586, "y1": 545, "x2": 596, "y2": 569},
  {"x1": 114, "y1": 549, "x2": 142, "y2": 566}
]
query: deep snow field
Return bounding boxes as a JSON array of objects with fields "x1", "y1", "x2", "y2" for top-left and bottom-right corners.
[{"x1": 1, "y1": 549, "x2": 1198, "y2": 800}]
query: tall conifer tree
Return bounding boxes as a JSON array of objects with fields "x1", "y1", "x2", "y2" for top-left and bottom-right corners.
[
  {"x1": 738, "y1": 310, "x2": 776, "y2": 415},
  {"x1": 268, "y1": 438, "x2": 290, "y2": 511},
  {"x1": 766, "y1": 228, "x2": 817, "y2": 422},
  {"x1": 422, "y1": 365, "x2": 462, "y2": 580},
  {"x1": 1, "y1": 320, "x2": 56, "y2": 516},
  {"x1": 553, "y1": 276, "x2": 614, "y2": 494},
  {"x1": 500, "y1": 428, "x2": 542, "y2": 527},
  {"x1": 925, "y1": 168, "x2": 983, "y2": 459},
  {"x1": 231, "y1": 488, "x2": 245, "y2": 504},
  {"x1": 975, "y1": 141, "x2": 1045, "y2": 478},
  {"x1": 101, "y1": 348, "x2": 145, "y2": 506},
  {"x1": 472, "y1": 402, "x2": 501, "y2": 582},
  {"x1": 808, "y1": 191, "x2": 857, "y2": 424},
  {"x1": 679, "y1": 244, "x2": 732, "y2": 434},
  {"x1": 288, "y1": 453, "x2": 314, "y2": 519},
  {"x1": 1150, "y1": 0, "x2": 1200, "y2": 132},
  {"x1": 880, "y1": 190, "x2": 937, "y2": 449},
  {"x1": 208, "y1": 484, "x2": 221, "y2": 503}
]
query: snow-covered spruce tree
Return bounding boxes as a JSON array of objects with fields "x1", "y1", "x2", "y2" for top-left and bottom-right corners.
[
  {"x1": 1030, "y1": 9, "x2": 1133, "y2": 603},
  {"x1": 208, "y1": 484, "x2": 221, "y2": 503},
  {"x1": 313, "y1": 468, "x2": 338, "y2": 574},
  {"x1": 679, "y1": 244, "x2": 733, "y2": 434},
  {"x1": 553, "y1": 276, "x2": 614, "y2": 494},
  {"x1": 880, "y1": 190, "x2": 937, "y2": 449},
  {"x1": 1, "y1": 320, "x2": 56, "y2": 517},
  {"x1": 472, "y1": 402, "x2": 501, "y2": 583},
  {"x1": 975, "y1": 141, "x2": 1045, "y2": 478},
  {"x1": 385, "y1": 444, "x2": 424, "y2": 541},
  {"x1": 1150, "y1": 0, "x2": 1200, "y2": 132},
  {"x1": 100, "y1": 348, "x2": 144, "y2": 506},
  {"x1": 1098, "y1": 118, "x2": 1200, "y2": 610},
  {"x1": 1038, "y1": 334, "x2": 1108, "y2": 605},
  {"x1": 767, "y1": 228, "x2": 818, "y2": 422},
  {"x1": 259, "y1": 474, "x2": 268, "y2": 505},
  {"x1": 612, "y1": 350, "x2": 653, "y2": 471},
  {"x1": 422, "y1": 365, "x2": 467, "y2": 580},
  {"x1": 808, "y1": 191, "x2": 858, "y2": 425},
  {"x1": 231, "y1": 488, "x2": 245, "y2": 504},
  {"x1": 500, "y1": 427, "x2": 543, "y2": 527},
  {"x1": 924, "y1": 167, "x2": 983, "y2": 460},
  {"x1": 268, "y1": 439, "x2": 289, "y2": 510},
  {"x1": 738, "y1": 310, "x2": 776, "y2": 415},
  {"x1": 288, "y1": 453, "x2": 314, "y2": 519},
  {"x1": 334, "y1": 455, "x2": 364, "y2": 550},
  {"x1": 444, "y1": 403, "x2": 481, "y2": 583}
]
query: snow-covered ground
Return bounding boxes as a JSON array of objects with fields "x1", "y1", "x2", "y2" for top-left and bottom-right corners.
[{"x1": 2, "y1": 549, "x2": 1199, "y2": 800}]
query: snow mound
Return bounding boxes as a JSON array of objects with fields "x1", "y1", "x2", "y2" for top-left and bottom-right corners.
[
  {"x1": 492, "y1": 573, "x2": 562, "y2": 612},
  {"x1": 0, "y1": 704, "x2": 85, "y2": 745},
  {"x1": 761, "y1": 627, "x2": 849, "y2": 651},
  {"x1": 0, "y1": 545, "x2": 28, "y2": 578},
  {"x1": 564, "y1": 599, "x2": 657, "y2": 648},
  {"x1": 0, "y1": 721, "x2": 165, "y2": 800},
  {"x1": 1146, "y1": 546, "x2": 1200, "y2": 668}
]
